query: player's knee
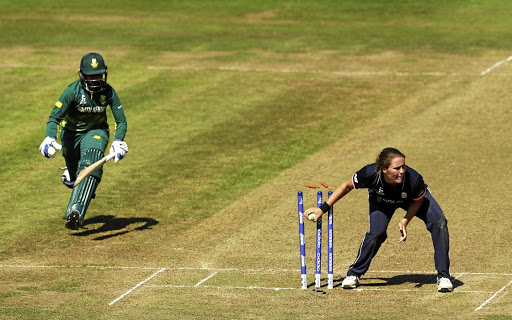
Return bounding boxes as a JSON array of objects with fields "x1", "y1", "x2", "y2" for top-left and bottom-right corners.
[
  {"x1": 78, "y1": 148, "x2": 105, "y2": 180},
  {"x1": 367, "y1": 230, "x2": 387, "y2": 242},
  {"x1": 437, "y1": 217, "x2": 448, "y2": 230},
  {"x1": 428, "y1": 216, "x2": 448, "y2": 234}
]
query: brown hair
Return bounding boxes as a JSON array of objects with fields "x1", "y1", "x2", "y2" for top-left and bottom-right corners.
[
  {"x1": 376, "y1": 147, "x2": 405, "y2": 172},
  {"x1": 374, "y1": 148, "x2": 405, "y2": 185}
]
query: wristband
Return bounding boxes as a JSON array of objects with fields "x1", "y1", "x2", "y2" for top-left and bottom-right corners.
[{"x1": 319, "y1": 202, "x2": 331, "y2": 213}]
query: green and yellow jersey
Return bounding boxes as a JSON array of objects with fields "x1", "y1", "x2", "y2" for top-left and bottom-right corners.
[{"x1": 45, "y1": 80, "x2": 127, "y2": 140}]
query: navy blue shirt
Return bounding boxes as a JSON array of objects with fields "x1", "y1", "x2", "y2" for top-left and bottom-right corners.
[{"x1": 352, "y1": 163, "x2": 427, "y2": 206}]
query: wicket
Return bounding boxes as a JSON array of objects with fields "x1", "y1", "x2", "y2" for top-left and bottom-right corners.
[{"x1": 297, "y1": 190, "x2": 333, "y2": 290}]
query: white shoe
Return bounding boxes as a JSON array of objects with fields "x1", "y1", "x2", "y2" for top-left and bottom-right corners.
[
  {"x1": 342, "y1": 275, "x2": 360, "y2": 289},
  {"x1": 437, "y1": 277, "x2": 453, "y2": 292}
]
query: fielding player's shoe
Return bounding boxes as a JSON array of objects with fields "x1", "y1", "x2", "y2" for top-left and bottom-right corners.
[
  {"x1": 65, "y1": 210, "x2": 82, "y2": 230},
  {"x1": 437, "y1": 277, "x2": 453, "y2": 292},
  {"x1": 342, "y1": 275, "x2": 360, "y2": 289}
]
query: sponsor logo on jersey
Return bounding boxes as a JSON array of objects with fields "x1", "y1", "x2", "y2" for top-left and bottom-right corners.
[
  {"x1": 77, "y1": 105, "x2": 107, "y2": 113},
  {"x1": 378, "y1": 197, "x2": 404, "y2": 204},
  {"x1": 377, "y1": 187, "x2": 384, "y2": 195},
  {"x1": 353, "y1": 173, "x2": 358, "y2": 184}
]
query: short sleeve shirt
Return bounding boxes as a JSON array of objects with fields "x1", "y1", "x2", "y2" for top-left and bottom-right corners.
[{"x1": 352, "y1": 163, "x2": 427, "y2": 206}]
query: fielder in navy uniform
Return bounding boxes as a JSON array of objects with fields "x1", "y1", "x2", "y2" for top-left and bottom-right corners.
[
  {"x1": 39, "y1": 52, "x2": 128, "y2": 230},
  {"x1": 305, "y1": 147, "x2": 453, "y2": 292}
]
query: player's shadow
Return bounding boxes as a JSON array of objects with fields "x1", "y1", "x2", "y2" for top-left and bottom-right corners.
[
  {"x1": 362, "y1": 274, "x2": 464, "y2": 289},
  {"x1": 70, "y1": 215, "x2": 159, "y2": 240}
]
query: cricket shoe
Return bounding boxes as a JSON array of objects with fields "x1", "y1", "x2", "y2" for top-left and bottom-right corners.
[
  {"x1": 342, "y1": 275, "x2": 360, "y2": 289},
  {"x1": 437, "y1": 277, "x2": 453, "y2": 292},
  {"x1": 65, "y1": 210, "x2": 83, "y2": 230}
]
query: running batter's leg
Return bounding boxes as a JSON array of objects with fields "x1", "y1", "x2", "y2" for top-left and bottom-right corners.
[
  {"x1": 63, "y1": 129, "x2": 108, "y2": 229},
  {"x1": 64, "y1": 175, "x2": 99, "y2": 229},
  {"x1": 60, "y1": 129, "x2": 81, "y2": 183}
]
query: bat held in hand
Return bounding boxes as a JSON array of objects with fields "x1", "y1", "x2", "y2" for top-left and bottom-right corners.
[{"x1": 73, "y1": 153, "x2": 115, "y2": 187}]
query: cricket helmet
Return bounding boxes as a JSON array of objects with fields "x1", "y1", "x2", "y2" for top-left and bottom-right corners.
[{"x1": 79, "y1": 52, "x2": 108, "y2": 92}]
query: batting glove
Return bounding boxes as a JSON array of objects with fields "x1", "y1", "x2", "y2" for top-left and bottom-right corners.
[
  {"x1": 110, "y1": 139, "x2": 128, "y2": 163},
  {"x1": 39, "y1": 136, "x2": 58, "y2": 158}
]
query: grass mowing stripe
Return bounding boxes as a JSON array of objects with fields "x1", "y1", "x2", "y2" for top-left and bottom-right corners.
[
  {"x1": 4, "y1": 2, "x2": 512, "y2": 54},
  {"x1": 100, "y1": 69, "x2": 414, "y2": 227},
  {"x1": 1, "y1": 2, "x2": 512, "y2": 319}
]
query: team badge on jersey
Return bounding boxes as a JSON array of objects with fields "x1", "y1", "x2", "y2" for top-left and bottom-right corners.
[
  {"x1": 401, "y1": 192, "x2": 407, "y2": 198},
  {"x1": 80, "y1": 94, "x2": 87, "y2": 106},
  {"x1": 100, "y1": 95, "x2": 107, "y2": 105}
]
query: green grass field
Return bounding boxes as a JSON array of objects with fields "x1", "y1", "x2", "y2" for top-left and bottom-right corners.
[{"x1": 1, "y1": 1, "x2": 511, "y2": 319}]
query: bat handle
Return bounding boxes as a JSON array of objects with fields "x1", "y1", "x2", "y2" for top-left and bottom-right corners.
[
  {"x1": 105, "y1": 152, "x2": 116, "y2": 161},
  {"x1": 52, "y1": 141, "x2": 62, "y2": 150}
]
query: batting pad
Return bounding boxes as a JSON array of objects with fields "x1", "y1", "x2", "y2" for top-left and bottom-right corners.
[
  {"x1": 63, "y1": 175, "x2": 99, "y2": 220},
  {"x1": 78, "y1": 148, "x2": 105, "y2": 180}
]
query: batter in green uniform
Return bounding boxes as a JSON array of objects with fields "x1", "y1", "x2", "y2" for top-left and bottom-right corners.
[{"x1": 39, "y1": 52, "x2": 128, "y2": 230}]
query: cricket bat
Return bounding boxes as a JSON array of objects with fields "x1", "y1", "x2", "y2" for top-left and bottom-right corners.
[{"x1": 73, "y1": 153, "x2": 115, "y2": 187}]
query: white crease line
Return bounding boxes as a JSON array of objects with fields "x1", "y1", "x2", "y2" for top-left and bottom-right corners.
[
  {"x1": 209, "y1": 285, "x2": 294, "y2": 290},
  {"x1": 146, "y1": 284, "x2": 295, "y2": 291},
  {"x1": 454, "y1": 273, "x2": 466, "y2": 280},
  {"x1": 474, "y1": 279, "x2": 512, "y2": 312},
  {"x1": 369, "y1": 270, "x2": 436, "y2": 274},
  {"x1": 109, "y1": 267, "x2": 166, "y2": 306},
  {"x1": 354, "y1": 288, "x2": 494, "y2": 294},
  {"x1": 481, "y1": 56, "x2": 512, "y2": 75},
  {"x1": 146, "y1": 284, "x2": 492, "y2": 293},
  {"x1": 0, "y1": 264, "x2": 297, "y2": 273},
  {"x1": 194, "y1": 271, "x2": 218, "y2": 287},
  {"x1": 456, "y1": 272, "x2": 512, "y2": 276},
  {"x1": 0, "y1": 264, "x2": 160, "y2": 270},
  {"x1": 369, "y1": 270, "x2": 512, "y2": 276},
  {"x1": 1, "y1": 265, "x2": 511, "y2": 276}
]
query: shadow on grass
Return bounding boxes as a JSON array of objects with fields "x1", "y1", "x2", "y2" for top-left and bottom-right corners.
[
  {"x1": 307, "y1": 277, "x2": 344, "y2": 290},
  {"x1": 70, "y1": 215, "x2": 159, "y2": 240},
  {"x1": 362, "y1": 274, "x2": 464, "y2": 289}
]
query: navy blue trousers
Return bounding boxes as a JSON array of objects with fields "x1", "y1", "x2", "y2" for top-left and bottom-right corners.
[{"x1": 347, "y1": 190, "x2": 450, "y2": 278}]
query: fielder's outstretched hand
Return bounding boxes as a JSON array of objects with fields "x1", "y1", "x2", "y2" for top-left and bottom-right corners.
[
  {"x1": 110, "y1": 139, "x2": 128, "y2": 163},
  {"x1": 39, "y1": 136, "x2": 60, "y2": 158},
  {"x1": 304, "y1": 207, "x2": 323, "y2": 222},
  {"x1": 398, "y1": 219, "x2": 408, "y2": 243}
]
